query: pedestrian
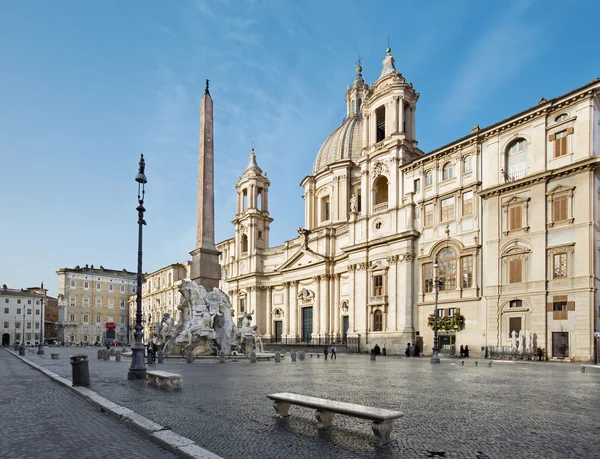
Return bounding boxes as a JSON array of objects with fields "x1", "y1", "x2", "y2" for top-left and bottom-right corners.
[
  {"x1": 459, "y1": 344, "x2": 465, "y2": 358},
  {"x1": 324, "y1": 346, "x2": 328, "y2": 360},
  {"x1": 414, "y1": 342, "x2": 421, "y2": 357},
  {"x1": 330, "y1": 345, "x2": 337, "y2": 360},
  {"x1": 405, "y1": 343, "x2": 411, "y2": 357},
  {"x1": 374, "y1": 343, "x2": 381, "y2": 355},
  {"x1": 464, "y1": 345, "x2": 470, "y2": 358}
]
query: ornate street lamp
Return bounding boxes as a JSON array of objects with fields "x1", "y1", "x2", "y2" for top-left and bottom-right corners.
[
  {"x1": 37, "y1": 282, "x2": 45, "y2": 354},
  {"x1": 128, "y1": 154, "x2": 148, "y2": 380},
  {"x1": 430, "y1": 256, "x2": 440, "y2": 364}
]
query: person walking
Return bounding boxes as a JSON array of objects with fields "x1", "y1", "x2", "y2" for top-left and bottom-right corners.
[
  {"x1": 324, "y1": 346, "x2": 329, "y2": 360},
  {"x1": 459, "y1": 344, "x2": 465, "y2": 359},
  {"x1": 464, "y1": 345, "x2": 470, "y2": 358},
  {"x1": 330, "y1": 345, "x2": 337, "y2": 360}
]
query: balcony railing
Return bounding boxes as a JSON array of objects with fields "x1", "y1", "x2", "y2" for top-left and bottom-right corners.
[
  {"x1": 501, "y1": 168, "x2": 528, "y2": 183},
  {"x1": 372, "y1": 202, "x2": 388, "y2": 214}
]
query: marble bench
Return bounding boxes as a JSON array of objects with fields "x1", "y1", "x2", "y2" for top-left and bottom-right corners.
[
  {"x1": 267, "y1": 392, "x2": 403, "y2": 444},
  {"x1": 146, "y1": 370, "x2": 182, "y2": 390}
]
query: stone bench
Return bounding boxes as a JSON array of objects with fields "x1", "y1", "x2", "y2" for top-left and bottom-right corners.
[
  {"x1": 308, "y1": 353, "x2": 321, "y2": 358},
  {"x1": 267, "y1": 392, "x2": 403, "y2": 444},
  {"x1": 146, "y1": 370, "x2": 182, "y2": 390},
  {"x1": 580, "y1": 365, "x2": 600, "y2": 373},
  {"x1": 51, "y1": 353, "x2": 60, "y2": 360}
]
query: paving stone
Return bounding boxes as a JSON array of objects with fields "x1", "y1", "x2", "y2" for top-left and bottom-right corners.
[
  {"x1": 17, "y1": 347, "x2": 600, "y2": 459},
  {"x1": 0, "y1": 349, "x2": 176, "y2": 459}
]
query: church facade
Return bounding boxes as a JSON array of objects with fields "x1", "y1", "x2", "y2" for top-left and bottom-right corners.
[{"x1": 216, "y1": 48, "x2": 600, "y2": 361}]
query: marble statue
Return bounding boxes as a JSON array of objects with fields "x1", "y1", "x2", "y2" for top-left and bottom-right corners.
[
  {"x1": 526, "y1": 329, "x2": 532, "y2": 353},
  {"x1": 518, "y1": 330, "x2": 524, "y2": 354},
  {"x1": 350, "y1": 194, "x2": 357, "y2": 212},
  {"x1": 159, "y1": 313, "x2": 175, "y2": 343},
  {"x1": 510, "y1": 329, "x2": 517, "y2": 350}
]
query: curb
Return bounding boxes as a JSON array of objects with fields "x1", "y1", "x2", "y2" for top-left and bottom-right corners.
[{"x1": 3, "y1": 348, "x2": 222, "y2": 459}]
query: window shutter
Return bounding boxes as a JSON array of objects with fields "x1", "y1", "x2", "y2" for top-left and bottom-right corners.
[
  {"x1": 560, "y1": 196, "x2": 568, "y2": 221},
  {"x1": 553, "y1": 295, "x2": 568, "y2": 303},
  {"x1": 509, "y1": 206, "x2": 522, "y2": 230},
  {"x1": 549, "y1": 133, "x2": 556, "y2": 141},
  {"x1": 567, "y1": 127, "x2": 574, "y2": 135},
  {"x1": 566, "y1": 301, "x2": 575, "y2": 311},
  {"x1": 547, "y1": 302, "x2": 553, "y2": 312}
]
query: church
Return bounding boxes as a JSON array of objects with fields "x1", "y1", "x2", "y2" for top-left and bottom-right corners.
[{"x1": 213, "y1": 48, "x2": 600, "y2": 361}]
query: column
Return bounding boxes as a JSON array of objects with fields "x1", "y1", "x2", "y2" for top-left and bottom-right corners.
[
  {"x1": 360, "y1": 169, "x2": 369, "y2": 218},
  {"x1": 312, "y1": 276, "x2": 320, "y2": 337},
  {"x1": 349, "y1": 266, "x2": 356, "y2": 332},
  {"x1": 333, "y1": 274, "x2": 340, "y2": 335},
  {"x1": 283, "y1": 283, "x2": 290, "y2": 335},
  {"x1": 320, "y1": 275, "x2": 329, "y2": 335},
  {"x1": 265, "y1": 287, "x2": 272, "y2": 337},
  {"x1": 387, "y1": 257, "x2": 398, "y2": 331},
  {"x1": 411, "y1": 105, "x2": 416, "y2": 139},
  {"x1": 398, "y1": 254, "x2": 415, "y2": 333},
  {"x1": 290, "y1": 281, "x2": 298, "y2": 338},
  {"x1": 362, "y1": 114, "x2": 369, "y2": 148},
  {"x1": 398, "y1": 99, "x2": 405, "y2": 133}
]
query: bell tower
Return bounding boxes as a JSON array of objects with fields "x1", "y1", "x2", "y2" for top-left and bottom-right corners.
[{"x1": 233, "y1": 147, "x2": 272, "y2": 266}]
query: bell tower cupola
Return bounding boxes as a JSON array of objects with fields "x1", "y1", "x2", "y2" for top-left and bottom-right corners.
[
  {"x1": 345, "y1": 56, "x2": 369, "y2": 118},
  {"x1": 234, "y1": 146, "x2": 273, "y2": 261}
]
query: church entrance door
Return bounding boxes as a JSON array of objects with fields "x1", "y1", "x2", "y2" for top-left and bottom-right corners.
[
  {"x1": 2, "y1": 333, "x2": 9, "y2": 346},
  {"x1": 274, "y1": 321, "x2": 282, "y2": 343},
  {"x1": 342, "y1": 316, "x2": 349, "y2": 344},
  {"x1": 302, "y1": 307, "x2": 313, "y2": 342}
]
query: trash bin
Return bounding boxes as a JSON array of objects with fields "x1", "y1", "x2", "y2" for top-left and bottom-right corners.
[{"x1": 70, "y1": 354, "x2": 90, "y2": 386}]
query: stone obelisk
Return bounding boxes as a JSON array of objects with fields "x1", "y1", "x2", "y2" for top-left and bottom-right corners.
[{"x1": 190, "y1": 79, "x2": 220, "y2": 290}]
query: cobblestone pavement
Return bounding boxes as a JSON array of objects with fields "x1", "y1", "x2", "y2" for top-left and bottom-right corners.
[
  {"x1": 0, "y1": 349, "x2": 176, "y2": 459},
  {"x1": 18, "y1": 347, "x2": 600, "y2": 459}
]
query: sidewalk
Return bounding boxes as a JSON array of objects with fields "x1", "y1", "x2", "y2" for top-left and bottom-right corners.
[{"x1": 0, "y1": 349, "x2": 176, "y2": 459}]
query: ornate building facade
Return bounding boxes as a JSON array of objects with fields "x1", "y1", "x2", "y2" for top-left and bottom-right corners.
[{"x1": 216, "y1": 48, "x2": 600, "y2": 361}]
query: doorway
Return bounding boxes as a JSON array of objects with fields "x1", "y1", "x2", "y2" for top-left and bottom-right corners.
[
  {"x1": 342, "y1": 316, "x2": 349, "y2": 344},
  {"x1": 439, "y1": 334, "x2": 456, "y2": 355},
  {"x1": 274, "y1": 321, "x2": 282, "y2": 343},
  {"x1": 2, "y1": 333, "x2": 9, "y2": 346},
  {"x1": 302, "y1": 307, "x2": 313, "y2": 342},
  {"x1": 552, "y1": 332, "x2": 569, "y2": 358}
]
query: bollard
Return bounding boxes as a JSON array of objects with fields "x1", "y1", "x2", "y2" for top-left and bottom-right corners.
[
  {"x1": 157, "y1": 351, "x2": 163, "y2": 364},
  {"x1": 115, "y1": 351, "x2": 121, "y2": 362},
  {"x1": 187, "y1": 351, "x2": 194, "y2": 363},
  {"x1": 581, "y1": 366, "x2": 585, "y2": 373},
  {"x1": 97, "y1": 349, "x2": 103, "y2": 360},
  {"x1": 103, "y1": 350, "x2": 110, "y2": 361},
  {"x1": 70, "y1": 354, "x2": 90, "y2": 386},
  {"x1": 370, "y1": 351, "x2": 376, "y2": 361},
  {"x1": 219, "y1": 350, "x2": 226, "y2": 363},
  {"x1": 14, "y1": 343, "x2": 18, "y2": 351},
  {"x1": 298, "y1": 351, "x2": 305, "y2": 361},
  {"x1": 109, "y1": 348, "x2": 116, "y2": 357},
  {"x1": 475, "y1": 361, "x2": 478, "y2": 366},
  {"x1": 19, "y1": 345, "x2": 25, "y2": 356},
  {"x1": 461, "y1": 360, "x2": 464, "y2": 366},
  {"x1": 250, "y1": 350, "x2": 257, "y2": 363},
  {"x1": 275, "y1": 351, "x2": 281, "y2": 363},
  {"x1": 291, "y1": 350, "x2": 297, "y2": 362},
  {"x1": 488, "y1": 361, "x2": 492, "y2": 367}
]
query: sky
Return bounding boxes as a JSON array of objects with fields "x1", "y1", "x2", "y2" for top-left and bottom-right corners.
[{"x1": 1, "y1": 0, "x2": 599, "y2": 297}]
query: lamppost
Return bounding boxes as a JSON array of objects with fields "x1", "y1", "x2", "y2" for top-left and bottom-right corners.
[
  {"x1": 430, "y1": 255, "x2": 440, "y2": 364},
  {"x1": 128, "y1": 154, "x2": 148, "y2": 380},
  {"x1": 37, "y1": 282, "x2": 45, "y2": 354}
]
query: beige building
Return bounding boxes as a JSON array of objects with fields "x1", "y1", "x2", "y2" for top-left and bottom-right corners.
[
  {"x1": 216, "y1": 48, "x2": 600, "y2": 361},
  {"x1": 127, "y1": 262, "x2": 190, "y2": 343},
  {"x1": 1, "y1": 285, "x2": 44, "y2": 346},
  {"x1": 56, "y1": 264, "x2": 137, "y2": 344}
]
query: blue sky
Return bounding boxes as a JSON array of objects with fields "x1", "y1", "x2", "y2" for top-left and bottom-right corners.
[{"x1": 1, "y1": 0, "x2": 599, "y2": 297}]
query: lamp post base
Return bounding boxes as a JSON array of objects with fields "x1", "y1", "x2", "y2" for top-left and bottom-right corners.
[
  {"x1": 37, "y1": 343, "x2": 45, "y2": 355},
  {"x1": 430, "y1": 349, "x2": 440, "y2": 364},
  {"x1": 127, "y1": 345, "x2": 147, "y2": 380}
]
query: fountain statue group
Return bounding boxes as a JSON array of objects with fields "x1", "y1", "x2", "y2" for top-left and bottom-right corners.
[
  {"x1": 152, "y1": 280, "x2": 257, "y2": 356},
  {"x1": 510, "y1": 329, "x2": 534, "y2": 354}
]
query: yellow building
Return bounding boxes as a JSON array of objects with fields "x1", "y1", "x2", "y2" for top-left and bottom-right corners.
[{"x1": 56, "y1": 264, "x2": 136, "y2": 345}]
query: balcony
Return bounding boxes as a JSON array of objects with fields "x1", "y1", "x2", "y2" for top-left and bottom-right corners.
[
  {"x1": 372, "y1": 202, "x2": 388, "y2": 214},
  {"x1": 501, "y1": 168, "x2": 528, "y2": 183}
]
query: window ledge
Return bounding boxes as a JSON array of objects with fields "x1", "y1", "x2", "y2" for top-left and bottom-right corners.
[
  {"x1": 547, "y1": 219, "x2": 574, "y2": 229},
  {"x1": 503, "y1": 226, "x2": 530, "y2": 237},
  {"x1": 439, "y1": 177, "x2": 456, "y2": 185}
]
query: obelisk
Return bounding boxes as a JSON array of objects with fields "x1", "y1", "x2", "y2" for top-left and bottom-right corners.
[{"x1": 190, "y1": 79, "x2": 220, "y2": 290}]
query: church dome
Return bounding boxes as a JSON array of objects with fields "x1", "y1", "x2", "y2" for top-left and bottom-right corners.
[{"x1": 313, "y1": 114, "x2": 363, "y2": 174}]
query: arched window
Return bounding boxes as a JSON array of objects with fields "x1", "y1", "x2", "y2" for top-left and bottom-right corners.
[
  {"x1": 555, "y1": 113, "x2": 568, "y2": 122},
  {"x1": 357, "y1": 98, "x2": 362, "y2": 112},
  {"x1": 256, "y1": 187, "x2": 262, "y2": 211},
  {"x1": 463, "y1": 155, "x2": 472, "y2": 173},
  {"x1": 373, "y1": 176, "x2": 389, "y2": 206},
  {"x1": 373, "y1": 309, "x2": 383, "y2": 332},
  {"x1": 375, "y1": 106, "x2": 386, "y2": 142},
  {"x1": 425, "y1": 170, "x2": 433, "y2": 187},
  {"x1": 351, "y1": 100, "x2": 356, "y2": 112},
  {"x1": 442, "y1": 162, "x2": 454, "y2": 180},
  {"x1": 242, "y1": 189, "x2": 248, "y2": 211},
  {"x1": 240, "y1": 234, "x2": 248, "y2": 254},
  {"x1": 438, "y1": 248, "x2": 457, "y2": 291},
  {"x1": 506, "y1": 139, "x2": 526, "y2": 180}
]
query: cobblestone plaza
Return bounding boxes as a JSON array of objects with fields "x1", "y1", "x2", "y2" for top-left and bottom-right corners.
[{"x1": 10, "y1": 348, "x2": 600, "y2": 459}]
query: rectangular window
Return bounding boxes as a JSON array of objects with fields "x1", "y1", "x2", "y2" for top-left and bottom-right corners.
[
  {"x1": 448, "y1": 308, "x2": 457, "y2": 317},
  {"x1": 83, "y1": 296, "x2": 89, "y2": 307},
  {"x1": 553, "y1": 300, "x2": 567, "y2": 311},
  {"x1": 440, "y1": 197, "x2": 455, "y2": 222},
  {"x1": 35, "y1": 322, "x2": 39, "y2": 329},
  {"x1": 239, "y1": 298, "x2": 245, "y2": 313},
  {"x1": 84, "y1": 281, "x2": 89, "y2": 289},
  {"x1": 509, "y1": 300, "x2": 522, "y2": 308},
  {"x1": 425, "y1": 171, "x2": 433, "y2": 187},
  {"x1": 28, "y1": 300, "x2": 31, "y2": 304},
  {"x1": 132, "y1": 285, "x2": 136, "y2": 294},
  {"x1": 3, "y1": 321, "x2": 8, "y2": 328},
  {"x1": 414, "y1": 179, "x2": 420, "y2": 193},
  {"x1": 553, "y1": 130, "x2": 568, "y2": 158},
  {"x1": 16, "y1": 308, "x2": 21, "y2": 315},
  {"x1": 27, "y1": 309, "x2": 31, "y2": 315},
  {"x1": 120, "y1": 315, "x2": 126, "y2": 324},
  {"x1": 120, "y1": 285, "x2": 125, "y2": 293},
  {"x1": 373, "y1": 275, "x2": 383, "y2": 296},
  {"x1": 508, "y1": 259, "x2": 523, "y2": 283},
  {"x1": 120, "y1": 299, "x2": 126, "y2": 308},
  {"x1": 552, "y1": 195, "x2": 568, "y2": 222},
  {"x1": 553, "y1": 253, "x2": 567, "y2": 278},
  {"x1": 462, "y1": 191, "x2": 473, "y2": 216},
  {"x1": 509, "y1": 317, "x2": 522, "y2": 337},
  {"x1": 3, "y1": 307, "x2": 8, "y2": 314},
  {"x1": 107, "y1": 314, "x2": 114, "y2": 322},
  {"x1": 108, "y1": 298, "x2": 114, "y2": 307},
  {"x1": 69, "y1": 296, "x2": 76, "y2": 307},
  {"x1": 16, "y1": 322, "x2": 21, "y2": 329},
  {"x1": 109, "y1": 284, "x2": 114, "y2": 292},
  {"x1": 96, "y1": 297, "x2": 102, "y2": 306},
  {"x1": 83, "y1": 314, "x2": 89, "y2": 323},
  {"x1": 69, "y1": 313, "x2": 75, "y2": 322},
  {"x1": 461, "y1": 256, "x2": 473, "y2": 288},
  {"x1": 424, "y1": 204, "x2": 434, "y2": 227},
  {"x1": 35, "y1": 309, "x2": 39, "y2": 315},
  {"x1": 464, "y1": 156, "x2": 472, "y2": 173},
  {"x1": 70, "y1": 280, "x2": 76, "y2": 288},
  {"x1": 96, "y1": 282, "x2": 101, "y2": 290},
  {"x1": 17, "y1": 300, "x2": 21, "y2": 304},
  {"x1": 26, "y1": 322, "x2": 31, "y2": 329},
  {"x1": 508, "y1": 206, "x2": 522, "y2": 230},
  {"x1": 96, "y1": 313, "x2": 102, "y2": 323},
  {"x1": 423, "y1": 263, "x2": 433, "y2": 293}
]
